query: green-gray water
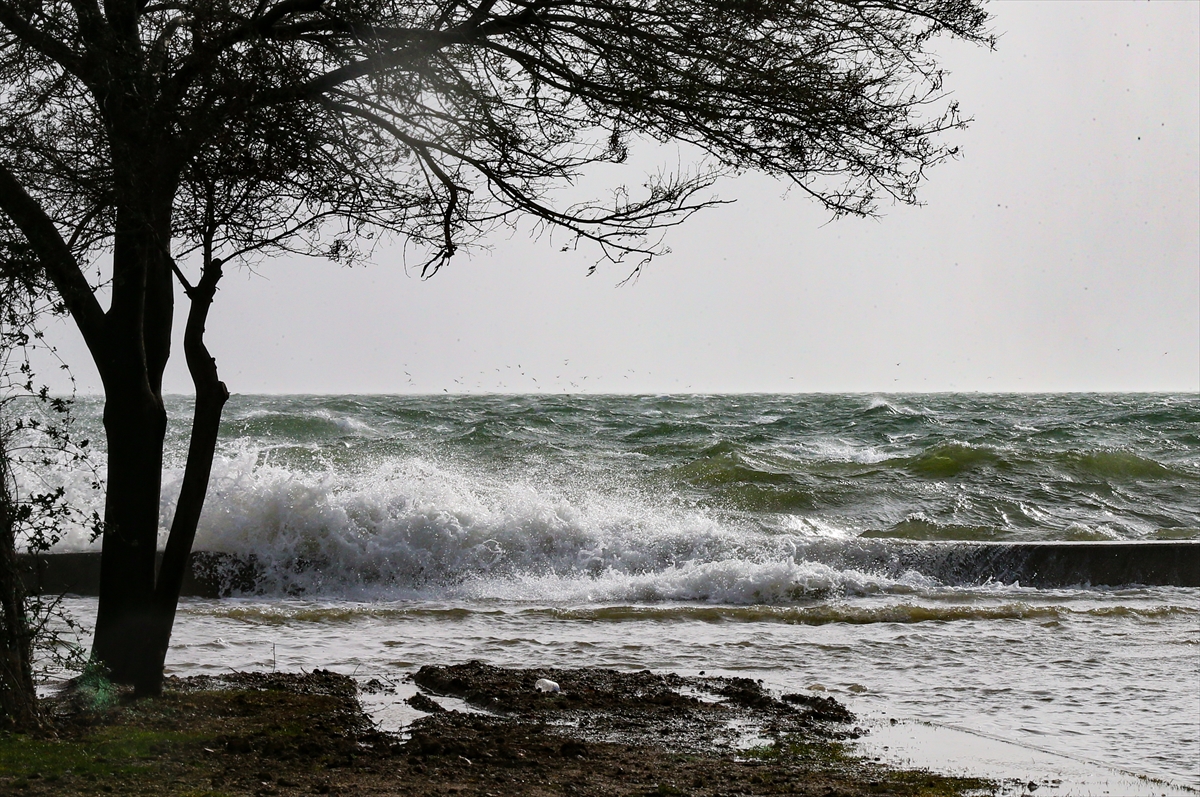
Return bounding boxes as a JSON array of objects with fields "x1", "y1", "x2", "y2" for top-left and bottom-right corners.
[{"x1": 46, "y1": 394, "x2": 1200, "y2": 789}]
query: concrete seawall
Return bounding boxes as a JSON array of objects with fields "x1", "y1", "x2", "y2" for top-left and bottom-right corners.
[
  {"x1": 892, "y1": 540, "x2": 1200, "y2": 589},
  {"x1": 15, "y1": 541, "x2": 1200, "y2": 598},
  {"x1": 15, "y1": 551, "x2": 251, "y2": 599}
]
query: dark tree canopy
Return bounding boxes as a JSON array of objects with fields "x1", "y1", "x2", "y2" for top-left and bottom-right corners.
[
  {"x1": 3, "y1": 0, "x2": 990, "y2": 275},
  {"x1": 0, "y1": 0, "x2": 990, "y2": 694}
]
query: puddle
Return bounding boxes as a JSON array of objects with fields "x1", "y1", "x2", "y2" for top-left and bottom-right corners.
[
  {"x1": 675, "y1": 683, "x2": 721, "y2": 704},
  {"x1": 855, "y1": 718, "x2": 1197, "y2": 797},
  {"x1": 355, "y1": 675, "x2": 496, "y2": 734},
  {"x1": 722, "y1": 717, "x2": 774, "y2": 751}
]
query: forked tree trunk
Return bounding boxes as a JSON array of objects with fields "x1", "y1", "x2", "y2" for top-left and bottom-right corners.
[
  {"x1": 89, "y1": 208, "x2": 177, "y2": 694},
  {"x1": 0, "y1": 92, "x2": 226, "y2": 697},
  {"x1": 72, "y1": 170, "x2": 229, "y2": 696},
  {"x1": 147, "y1": 258, "x2": 228, "y2": 695}
]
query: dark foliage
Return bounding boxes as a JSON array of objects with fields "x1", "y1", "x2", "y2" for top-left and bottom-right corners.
[{"x1": 1, "y1": 266, "x2": 94, "y2": 731}]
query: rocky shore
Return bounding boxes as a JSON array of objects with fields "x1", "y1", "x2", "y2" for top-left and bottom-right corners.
[{"x1": 0, "y1": 665, "x2": 992, "y2": 796}]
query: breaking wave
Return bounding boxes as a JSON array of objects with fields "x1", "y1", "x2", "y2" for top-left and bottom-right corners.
[{"x1": 33, "y1": 393, "x2": 1200, "y2": 598}]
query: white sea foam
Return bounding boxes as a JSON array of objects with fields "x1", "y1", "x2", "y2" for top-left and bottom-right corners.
[
  {"x1": 61, "y1": 441, "x2": 916, "y2": 602},
  {"x1": 864, "y1": 396, "x2": 924, "y2": 416},
  {"x1": 795, "y1": 438, "x2": 892, "y2": 464},
  {"x1": 448, "y1": 559, "x2": 930, "y2": 605},
  {"x1": 309, "y1": 408, "x2": 378, "y2": 435},
  {"x1": 178, "y1": 449, "x2": 737, "y2": 594},
  {"x1": 39, "y1": 441, "x2": 1179, "y2": 601},
  {"x1": 779, "y1": 514, "x2": 858, "y2": 538}
]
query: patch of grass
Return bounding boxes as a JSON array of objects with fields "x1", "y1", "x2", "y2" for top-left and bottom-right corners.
[
  {"x1": 858, "y1": 768, "x2": 995, "y2": 797},
  {"x1": 741, "y1": 734, "x2": 853, "y2": 765},
  {"x1": 0, "y1": 726, "x2": 199, "y2": 781},
  {"x1": 73, "y1": 661, "x2": 119, "y2": 713},
  {"x1": 0, "y1": 682, "x2": 357, "y2": 795}
]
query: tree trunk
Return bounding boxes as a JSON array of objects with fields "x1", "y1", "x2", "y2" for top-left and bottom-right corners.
[
  {"x1": 91, "y1": 386, "x2": 168, "y2": 692},
  {"x1": 146, "y1": 258, "x2": 228, "y2": 696},
  {"x1": 90, "y1": 208, "x2": 175, "y2": 695},
  {"x1": 0, "y1": 434, "x2": 40, "y2": 731}
]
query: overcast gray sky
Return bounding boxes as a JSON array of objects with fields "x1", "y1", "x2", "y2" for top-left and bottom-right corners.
[{"x1": 47, "y1": 1, "x2": 1200, "y2": 395}]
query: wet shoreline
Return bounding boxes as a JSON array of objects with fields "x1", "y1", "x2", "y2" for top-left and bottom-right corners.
[{"x1": 4, "y1": 666, "x2": 994, "y2": 797}]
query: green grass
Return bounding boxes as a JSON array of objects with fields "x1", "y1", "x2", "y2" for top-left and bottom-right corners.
[
  {"x1": 741, "y1": 734, "x2": 853, "y2": 764},
  {"x1": 0, "y1": 688, "x2": 341, "y2": 794},
  {"x1": 0, "y1": 726, "x2": 202, "y2": 781}
]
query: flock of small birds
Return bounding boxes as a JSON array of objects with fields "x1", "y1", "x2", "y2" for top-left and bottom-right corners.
[{"x1": 400, "y1": 359, "x2": 707, "y2": 392}]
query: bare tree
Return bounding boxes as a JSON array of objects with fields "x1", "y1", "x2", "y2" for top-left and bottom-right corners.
[{"x1": 0, "y1": 0, "x2": 991, "y2": 695}]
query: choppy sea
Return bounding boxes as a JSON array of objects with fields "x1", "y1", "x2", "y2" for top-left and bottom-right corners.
[{"x1": 44, "y1": 394, "x2": 1200, "y2": 792}]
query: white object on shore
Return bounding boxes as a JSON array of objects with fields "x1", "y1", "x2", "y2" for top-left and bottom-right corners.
[{"x1": 535, "y1": 678, "x2": 560, "y2": 693}]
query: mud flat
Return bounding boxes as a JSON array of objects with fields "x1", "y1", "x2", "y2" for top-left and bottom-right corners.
[{"x1": 0, "y1": 664, "x2": 992, "y2": 796}]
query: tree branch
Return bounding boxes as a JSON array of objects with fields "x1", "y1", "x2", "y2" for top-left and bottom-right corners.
[
  {"x1": 272, "y1": 5, "x2": 542, "y2": 102},
  {"x1": 318, "y1": 97, "x2": 463, "y2": 273},
  {"x1": 0, "y1": 164, "x2": 107, "y2": 356},
  {"x1": 0, "y1": 3, "x2": 86, "y2": 76}
]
